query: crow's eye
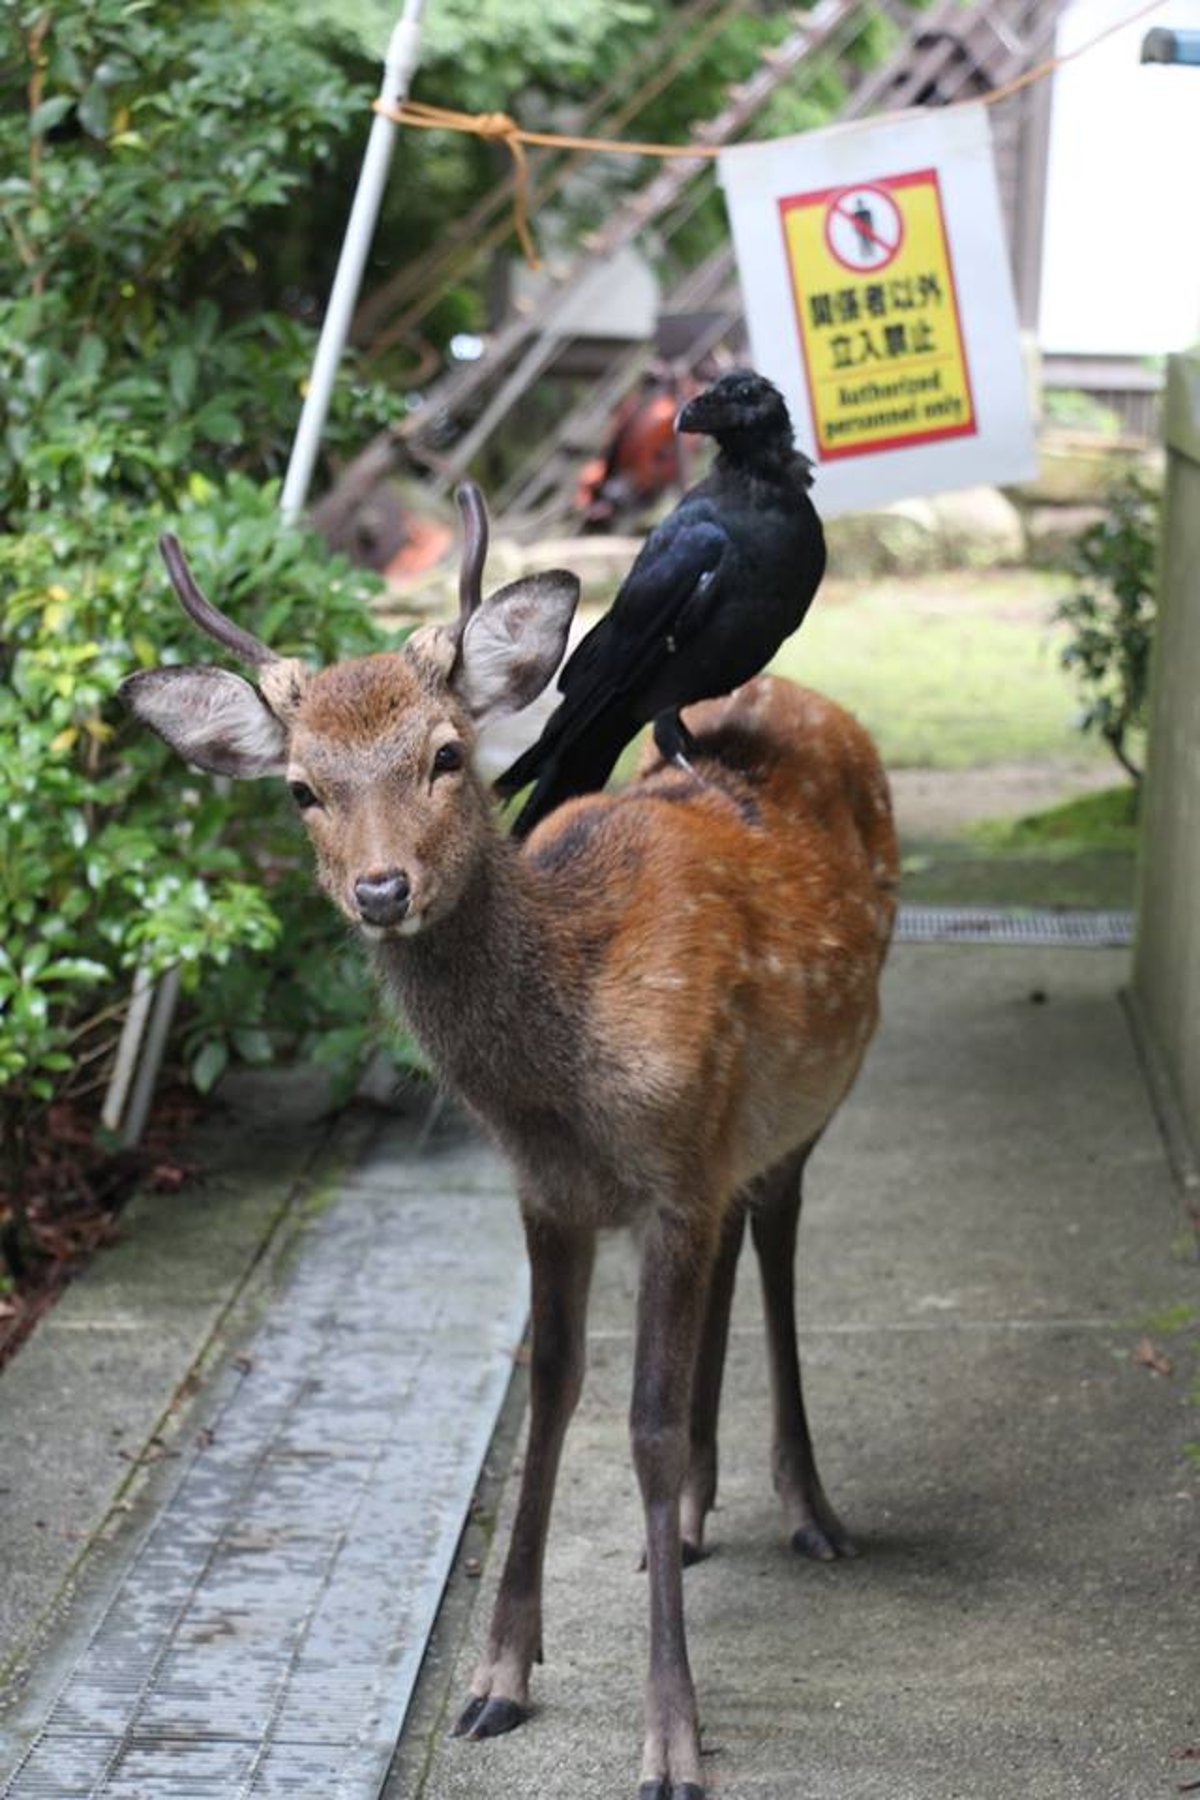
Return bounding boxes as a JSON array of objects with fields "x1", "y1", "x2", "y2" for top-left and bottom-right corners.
[
  {"x1": 289, "y1": 779, "x2": 320, "y2": 811},
  {"x1": 432, "y1": 742, "x2": 464, "y2": 776}
]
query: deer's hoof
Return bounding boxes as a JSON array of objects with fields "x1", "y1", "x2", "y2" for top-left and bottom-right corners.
[
  {"x1": 452, "y1": 1694, "x2": 527, "y2": 1738},
  {"x1": 637, "y1": 1783, "x2": 705, "y2": 1800},
  {"x1": 791, "y1": 1521, "x2": 857, "y2": 1561}
]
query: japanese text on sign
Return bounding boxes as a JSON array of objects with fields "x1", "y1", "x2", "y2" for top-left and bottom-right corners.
[{"x1": 780, "y1": 169, "x2": 975, "y2": 461}]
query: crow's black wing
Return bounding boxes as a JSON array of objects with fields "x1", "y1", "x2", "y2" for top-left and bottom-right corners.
[
  {"x1": 493, "y1": 517, "x2": 729, "y2": 802},
  {"x1": 560, "y1": 515, "x2": 730, "y2": 705}
]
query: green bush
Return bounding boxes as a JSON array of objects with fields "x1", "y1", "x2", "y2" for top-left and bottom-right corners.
[
  {"x1": 0, "y1": 0, "x2": 414, "y2": 1268},
  {"x1": 0, "y1": 478, "x2": 404, "y2": 1246},
  {"x1": 1054, "y1": 477, "x2": 1158, "y2": 787}
]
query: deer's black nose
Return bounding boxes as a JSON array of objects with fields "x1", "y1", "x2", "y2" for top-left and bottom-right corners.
[{"x1": 354, "y1": 868, "x2": 410, "y2": 927}]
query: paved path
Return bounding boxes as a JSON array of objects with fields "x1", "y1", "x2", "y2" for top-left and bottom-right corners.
[
  {"x1": 1, "y1": 944, "x2": 1197, "y2": 1800},
  {"x1": 396, "y1": 946, "x2": 1199, "y2": 1800},
  {"x1": 0, "y1": 1093, "x2": 526, "y2": 1799}
]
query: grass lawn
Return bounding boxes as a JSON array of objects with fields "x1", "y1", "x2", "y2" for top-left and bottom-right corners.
[
  {"x1": 904, "y1": 785, "x2": 1141, "y2": 910},
  {"x1": 895, "y1": 846, "x2": 1137, "y2": 909},
  {"x1": 901, "y1": 796, "x2": 1139, "y2": 906},
  {"x1": 968, "y1": 783, "x2": 1140, "y2": 853},
  {"x1": 769, "y1": 568, "x2": 1110, "y2": 771},
  {"x1": 767, "y1": 569, "x2": 1141, "y2": 909}
]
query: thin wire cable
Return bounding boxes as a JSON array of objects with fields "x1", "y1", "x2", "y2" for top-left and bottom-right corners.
[{"x1": 375, "y1": 0, "x2": 1169, "y2": 266}]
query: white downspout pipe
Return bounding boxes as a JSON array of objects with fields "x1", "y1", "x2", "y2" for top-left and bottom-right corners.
[{"x1": 280, "y1": 0, "x2": 426, "y2": 523}]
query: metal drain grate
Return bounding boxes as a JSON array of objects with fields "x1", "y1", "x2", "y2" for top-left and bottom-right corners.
[
  {"x1": 0, "y1": 1119, "x2": 526, "y2": 1800},
  {"x1": 895, "y1": 905, "x2": 1134, "y2": 947}
]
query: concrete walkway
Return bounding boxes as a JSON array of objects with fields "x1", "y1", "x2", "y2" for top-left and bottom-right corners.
[
  {"x1": 0, "y1": 1078, "x2": 529, "y2": 1798},
  {"x1": 395, "y1": 946, "x2": 1199, "y2": 1800},
  {"x1": 1, "y1": 943, "x2": 1197, "y2": 1800}
]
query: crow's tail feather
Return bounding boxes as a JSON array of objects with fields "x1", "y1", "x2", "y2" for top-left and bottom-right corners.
[
  {"x1": 507, "y1": 707, "x2": 639, "y2": 840},
  {"x1": 493, "y1": 728, "x2": 551, "y2": 803}
]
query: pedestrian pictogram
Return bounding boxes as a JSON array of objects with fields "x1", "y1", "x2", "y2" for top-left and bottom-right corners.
[
  {"x1": 779, "y1": 166, "x2": 976, "y2": 462},
  {"x1": 824, "y1": 185, "x2": 903, "y2": 273}
]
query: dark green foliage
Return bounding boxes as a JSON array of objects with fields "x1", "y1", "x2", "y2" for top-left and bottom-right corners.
[
  {"x1": 0, "y1": 0, "x2": 919, "y2": 1265},
  {"x1": 0, "y1": 1, "x2": 413, "y2": 1264},
  {"x1": 1054, "y1": 478, "x2": 1159, "y2": 787}
]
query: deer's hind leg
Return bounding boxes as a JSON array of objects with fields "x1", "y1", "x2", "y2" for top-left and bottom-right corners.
[
  {"x1": 678, "y1": 1203, "x2": 745, "y2": 1563},
  {"x1": 750, "y1": 1146, "x2": 855, "y2": 1561}
]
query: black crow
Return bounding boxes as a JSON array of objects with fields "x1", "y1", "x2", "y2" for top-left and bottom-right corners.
[{"x1": 495, "y1": 368, "x2": 826, "y2": 838}]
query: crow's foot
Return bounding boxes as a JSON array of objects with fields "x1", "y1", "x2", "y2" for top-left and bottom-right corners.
[{"x1": 652, "y1": 709, "x2": 699, "y2": 774}]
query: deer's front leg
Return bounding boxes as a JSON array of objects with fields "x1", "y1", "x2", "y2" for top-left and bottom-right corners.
[
  {"x1": 454, "y1": 1213, "x2": 594, "y2": 1740},
  {"x1": 632, "y1": 1209, "x2": 717, "y2": 1800}
]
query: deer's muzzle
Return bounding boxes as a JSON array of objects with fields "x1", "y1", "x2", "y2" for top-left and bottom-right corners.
[{"x1": 353, "y1": 868, "x2": 411, "y2": 930}]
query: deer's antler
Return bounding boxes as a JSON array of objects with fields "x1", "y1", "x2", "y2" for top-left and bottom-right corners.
[
  {"x1": 455, "y1": 482, "x2": 489, "y2": 636},
  {"x1": 159, "y1": 533, "x2": 277, "y2": 669}
]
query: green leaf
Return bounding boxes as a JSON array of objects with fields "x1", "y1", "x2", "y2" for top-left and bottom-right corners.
[
  {"x1": 168, "y1": 346, "x2": 198, "y2": 411},
  {"x1": 30, "y1": 96, "x2": 75, "y2": 137},
  {"x1": 191, "y1": 1038, "x2": 229, "y2": 1094},
  {"x1": 232, "y1": 1026, "x2": 274, "y2": 1065},
  {"x1": 78, "y1": 82, "x2": 111, "y2": 140},
  {"x1": 41, "y1": 957, "x2": 110, "y2": 984},
  {"x1": 193, "y1": 405, "x2": 242, "y2": 445},
  {"x1": 76, "y1": 336, "x2": 107, "y2": 382}
]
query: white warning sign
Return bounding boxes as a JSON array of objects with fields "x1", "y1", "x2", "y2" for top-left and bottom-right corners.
[{"x1": 719, "y1": 105, "x2": 1036, "y2": 515}]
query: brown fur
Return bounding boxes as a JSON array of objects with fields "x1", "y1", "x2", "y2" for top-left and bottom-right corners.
[
  {"x1": 129, "y1": 610, "x2": 897, "y2": 1799},
  {"x1": 283, "y1": 656, "x2": 896, "y2": 1795}
]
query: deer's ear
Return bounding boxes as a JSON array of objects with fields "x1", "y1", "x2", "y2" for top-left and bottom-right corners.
[
  {"x1": 455, "y1": 571, "x2": 580, "y2": 726},
  {"x1": 120, "y1": 666, "x2": 288, "y2": 778}
]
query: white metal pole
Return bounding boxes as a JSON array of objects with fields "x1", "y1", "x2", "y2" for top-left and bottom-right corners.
[
  {"x1": 100, "y1": 962, "x2": 155, "y2": 1135},
  {"x1": 280, "y1": 0, "x2": 426, "y2": 523},
  {"x1": 119, "y1": 968, "x2": 181, "y2": 1149}
]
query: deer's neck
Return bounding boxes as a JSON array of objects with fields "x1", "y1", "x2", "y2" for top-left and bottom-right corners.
[{"x1": 375, "y1": 838, "x2": 580, "y2": 1124}]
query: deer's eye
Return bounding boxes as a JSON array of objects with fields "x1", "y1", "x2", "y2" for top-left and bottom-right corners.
[
  {"x1": 432, "y1": 741, "x2": 464, "y2": 777},
  {"x1": 289, "y1": 779, "x2": 320, "y2": 811}
]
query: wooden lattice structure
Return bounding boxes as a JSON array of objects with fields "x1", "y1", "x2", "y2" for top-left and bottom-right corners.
[{"x1": 318, "y1": 0, "x2": 1064, "y2": 542}]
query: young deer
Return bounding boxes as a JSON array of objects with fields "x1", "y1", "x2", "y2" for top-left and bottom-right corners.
[{"x1": 122, "y1": 484, "x2": 898, "y2": 1800}]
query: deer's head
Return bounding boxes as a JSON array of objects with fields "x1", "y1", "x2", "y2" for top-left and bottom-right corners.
[{"x1": 121, "y1": 486, "x2": 579, "y2": 939}]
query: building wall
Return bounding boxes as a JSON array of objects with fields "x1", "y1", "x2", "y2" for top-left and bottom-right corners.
[
  {"x1": 1134, "y1": 352, "x2": 1200, "y2": 1155},
  {"x1": 1039, "y1": 0, "x2": 1200, "y2": 356}
]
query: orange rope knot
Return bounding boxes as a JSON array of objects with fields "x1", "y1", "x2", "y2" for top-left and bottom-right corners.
[
  {"x1": 372, "y1": 1, "x2": 1169, "y2": 274},
  {"x1": 375, "y1": 98, "x2": 541, "y2": 267},
  {"x1": 474, "y1": 112, "x2": 521, "y2": 141}
]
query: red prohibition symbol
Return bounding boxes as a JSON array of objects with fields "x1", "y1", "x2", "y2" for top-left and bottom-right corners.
[{"x1": 824, "y1": 184, "x2": 903, "y2": 274}]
